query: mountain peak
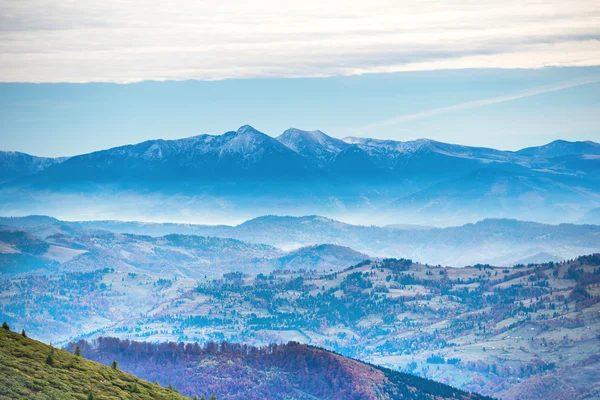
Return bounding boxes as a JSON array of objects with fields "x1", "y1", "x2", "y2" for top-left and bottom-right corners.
[
  {"x1": 236, "y1": 124, "x2": 262, "y2": 135},
  {"x1": 281, "y1": 128, "x2": 328, "y2": 141},
  {"x1": 276, "y1": 128, "x2": 349, "y2": 166},
  {"x1": 517, "y1": 139, "x2": 600, "y2": 157}
]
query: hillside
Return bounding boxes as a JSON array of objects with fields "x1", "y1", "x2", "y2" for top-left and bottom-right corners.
[
  {"x1": 23, "y1": 255, "x2": 593, "y2": 399},
  {"x1": 0, "y1": 226, "x2": 380, "y2": 276},
  {"x1": 68, "y1": 337, "x2": 492, "y2": 400},
  {"x1": 0, "y1": 327, "x2": 191, "y2": 400},
  {"x1": 275, "y1": 244, "x2": 371, "y2": 271},
  {"x1": 0, "y1": 151, "x2": 65, "y2": 184},
  {"x1": 3, "y1": 253, "x2": 599, "y2": 397}
]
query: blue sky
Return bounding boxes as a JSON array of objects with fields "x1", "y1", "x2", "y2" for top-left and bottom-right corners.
[
  {"x1": 1, "y1": 67, "x2": 599, "y2": 157},
  {"x1": 1, "y1": 0, "x2": 599, "y2": 156}
]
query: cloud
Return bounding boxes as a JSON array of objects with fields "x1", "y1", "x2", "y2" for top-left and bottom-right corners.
[
  {"x1": 0, "y1": 0, "x2": 599, "y2": 82},
  {"x1": 355, "y1": 75, "x2": 600, "y2": 131}
]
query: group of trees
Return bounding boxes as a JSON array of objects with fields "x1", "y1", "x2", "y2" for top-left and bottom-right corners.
[{"x1": 65, "y1": 337, "x2": 488, "y2": 400}]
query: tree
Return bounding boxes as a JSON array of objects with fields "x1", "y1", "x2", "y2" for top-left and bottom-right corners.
[
  {"x1": 87, "y1": 391, "x2": 95, "y2": 400},
  {"x1": 46, "y1": 350, "x2": 54, "y2": 366},
  {"x1": 21, "y1": 329, "x2": 27, "y2": 338},
  {"x1": 210, "y1": 396, "x2": 216, "y2": 400},
  {"x1": 130, "y1": 382, "x2": 140, "y2": 393},
  {"x1": 111, "y1": 360, "x2": 118, "y2": 370},
  {"x1": 1, "y1": 321, "x2": 9, "y2": 330},
  {"x1": 74, "y1": 346, "x2": 81, "y2": 356}
]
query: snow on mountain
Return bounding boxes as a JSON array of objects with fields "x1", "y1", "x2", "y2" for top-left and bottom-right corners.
[
  {"x1": 277, "y1": 128, "x2": 349, "y2": 166},
  {"x1": 2, "y1": 126, "x2": 599, "y2": 225},
  {"x1": 343, "y1": 137, "x2": 513, "y2": 164},
  {"x1": 0, "y1": 151, "x2": 66, "y2": 183},
  {"x1": 8, "y1": 125, "x2": 316, "y2": 186},
  {"x1": 343, "y1": 137, "x2": 431, "y2": 155}
]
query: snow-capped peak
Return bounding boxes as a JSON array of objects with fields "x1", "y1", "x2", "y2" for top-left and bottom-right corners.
[
  {"x1": 236, "y1": 124, "x2": 262, "y2": 135},
  {"x1": 276, "y1": 128, "x2": 349, "y2": 166}
]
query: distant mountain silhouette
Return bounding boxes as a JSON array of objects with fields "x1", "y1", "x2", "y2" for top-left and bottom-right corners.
[{"x1": 1, "y1": 125, "x2": 599, "y2": 224}]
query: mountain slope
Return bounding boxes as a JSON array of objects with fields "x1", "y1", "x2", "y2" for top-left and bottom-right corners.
[
  {"x1": 0, "y1": 151, "x2": 64, "y2": 184},
  {"x1": 70, "y1": 337, "x2": 492, "y2": 400},
  {"x1": 8, "y1": 125, "x2": 317, "y2": 190},
  {"x1": 0, "y1": 328, "x2": 191, "y2": 400},
  {"x1": 516, "y1": 139, "x2": 600, "y2": 158},
  {"x1": 61, "y1": 255, "x2": 598, "y2": 399},
  {"x1": 276, "y1": 128, "x2": 349, "y2": 167}
]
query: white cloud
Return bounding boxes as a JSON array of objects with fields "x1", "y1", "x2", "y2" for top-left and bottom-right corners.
[
  {"x1": 0, "y1": 0, "x2": 599, "y2": 82},
  {"x1": 355, "y1": 75, "x2": 600, "y2": 131}
]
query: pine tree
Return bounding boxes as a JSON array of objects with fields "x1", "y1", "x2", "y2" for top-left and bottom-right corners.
[
  {"x1": 21, "y1": 329, "x2": 27, "y2": 338},
  {"x1": 74, "y1": 346, "x2": 81, "y2": 356},
  {"x1": 210, "y1": 395, "x2": 216, "y2": 400},
  {"x1": 111, "y1": 360, "x2": 118, "y2": 370},
  {"x1": 1, "y1": 321, "x2": 9, "y2": 330},
  {"x1": 200, "y1": 396, "x2": 206, "y2": 400},
  {"x1": 130, "y1": 382, "x2": 140, "y2": 393},
  {"x1": 87, "y1": 391, "x2": 95, "y2": 400}
]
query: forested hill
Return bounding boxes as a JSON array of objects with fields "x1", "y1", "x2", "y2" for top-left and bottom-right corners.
[
  {"x1": 69, "y1": 337, "x2": 494, "y2": 400},
  {"x1": 0, "y1": 327, "x2": 192, "y2": 400}
]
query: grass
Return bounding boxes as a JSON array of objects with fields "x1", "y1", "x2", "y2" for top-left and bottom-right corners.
[{"x1": 0, "y1": 328, "x2": 190, "y2": 400}]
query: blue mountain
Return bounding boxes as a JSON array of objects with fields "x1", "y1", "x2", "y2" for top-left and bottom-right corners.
[
  {"x1": 0, "y1": 151, "x2": 65, "y2": 183},
  {"x1": 1, "y1": 125, "x2": 599, "y2": 224}
]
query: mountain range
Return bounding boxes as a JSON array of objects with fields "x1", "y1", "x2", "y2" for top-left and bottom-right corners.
[
  {"x1": 0, "y1": 221, "x2": 371, "y2": 276},
  {"x1": 2, "y1": 214, "x2": 598, "y2": 267},
  {"x1": 1, "y1": 125, "x2": 599, "y2": 225}
]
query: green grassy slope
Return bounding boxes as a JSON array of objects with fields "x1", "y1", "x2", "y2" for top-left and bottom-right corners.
[{"x1": 0, "y1": 328, "x2": 190, "y2": 400}]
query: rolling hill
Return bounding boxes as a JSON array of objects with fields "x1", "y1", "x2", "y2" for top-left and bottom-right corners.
[
  {"x1": 2, "y1": 215, "x2": 600, "y2": 267},
  {"x1": 0, "y1": 224, "x2": 373, "y2": 276}
]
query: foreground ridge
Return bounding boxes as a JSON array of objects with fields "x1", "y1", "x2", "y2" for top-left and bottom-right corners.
[{"x1": 0, "y1": 327, "x2": 193, "y2": 400}]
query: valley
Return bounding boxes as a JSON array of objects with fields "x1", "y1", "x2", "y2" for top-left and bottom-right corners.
[{"x1": 2, "y1": 240, "x2": 599, "y2": 398}]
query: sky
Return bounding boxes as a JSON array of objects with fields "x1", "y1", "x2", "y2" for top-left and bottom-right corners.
[
  {"x1": 1, "y1": 0, "x2": 599, "y2": 82},
  {"x1": 0, "y1": 0, "x2": 599, "y2": 156}
]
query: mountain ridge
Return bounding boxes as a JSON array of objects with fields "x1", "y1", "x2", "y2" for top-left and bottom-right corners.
[
  {"x1": 3, "y1": 126, "x2": 599, "y2": 181},
  {"x1": 1, "y1": 125, "x2": 599, "y2": 226},
  {"x1": 0, "y1": 327, "x2": 192, "y2": 400},
  {"x1": 66, "y1": 336, "x2": 493, "y2": 400},
  {"x1": 2, "y1": 214, "x2": 600, "y2": 267}
]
